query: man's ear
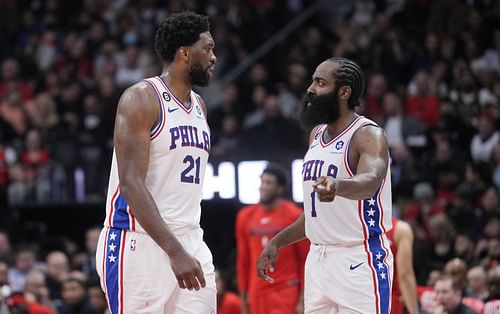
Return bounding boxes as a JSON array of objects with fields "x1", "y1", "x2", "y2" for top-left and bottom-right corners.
[
  {"x1": 339, "y1": 86, "x2": 352, "y2": 100},
  {"x1": 178, "y1": 47, "x2": 190, "y2": 63}
]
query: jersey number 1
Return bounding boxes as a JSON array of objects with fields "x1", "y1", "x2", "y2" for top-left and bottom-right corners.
[
  {"x1": 310, "y1": 191, "x2": 317, "y2": 217},
  {"x1": 181, "y1": 155, "x2": 200, "y2": 184}
]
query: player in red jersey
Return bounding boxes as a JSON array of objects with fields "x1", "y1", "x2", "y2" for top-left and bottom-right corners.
[
  {"x1": 387, "y1": 218, "x2": 419, "y2": 314},
  {"x1": 236, "y1": 165, "x2": 309, "y2": 314}
]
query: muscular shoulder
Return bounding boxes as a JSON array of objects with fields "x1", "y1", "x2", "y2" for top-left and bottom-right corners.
[
  {"x1": 117, "y1": 82, "x2": 159, "y2": 129},
  {"x1": 352, "y1": 124, "x2": 387, "y2": 149},
  {"x1": 117, "y1": 82, "x2": 159, "y2": 124}
]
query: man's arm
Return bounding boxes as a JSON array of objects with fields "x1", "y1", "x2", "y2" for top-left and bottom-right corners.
[
  {"x1": 313, "y1": 125, "x2": 389, "y2": 201},
  {"x1": 256, "y1": 214, "x2": 306, "y2": 283},
  {"x1": 395, "y1": 220, "x2": 419, "y2": 314},
  {"x1": 114, "y1": 83, "x2": 205, "y2": 291}
]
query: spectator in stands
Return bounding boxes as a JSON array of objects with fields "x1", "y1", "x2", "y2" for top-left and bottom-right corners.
[
  {"x1": 0, "y1": 231, "x2": 13, "y2": 264},
  {"x1": 470, "y1": 113, "x2": 500, "y2": 163},
  {"x1": 483, "y1": 266, "x2": 500, "y2": 313},
  {"x1": 364, "y1": 73, "x2": 387, "y2": 124},
  {"x1": 466, "y1": 266, "x2": 489, "y2": 301},
  {"x1": 44, "y1": 251, "x2": 69, "y2": 304},
  {"x1": 8, "y1": 246, "x2": 37, "y2": 292},
  {"x1": 57, "y1": 277, "x2": 94, "y2": 314},
  {"x1": 86, "y1": 279, "x2": 108, "y2": 314},
  {"x1": 78, "y1": 227, "x2": 100, "y2": 279},
  {"x1": 432, "y1": 275, "x2": 478, "y2": 314},
  {"x1": 405, "y1": 70, "x2": 441, "y2": 129},
  {"x1": 24, "y1": 271, "x2": 54, "y2": 310}
]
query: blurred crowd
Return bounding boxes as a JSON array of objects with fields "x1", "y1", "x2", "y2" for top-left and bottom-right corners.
[{"x1": 0, "y1": 0, "x2": 500, "y2": 312}]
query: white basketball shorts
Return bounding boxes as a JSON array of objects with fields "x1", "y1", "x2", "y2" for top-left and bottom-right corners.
[{"x1": 96, "y1": 227, "x2": 216, "y2": 314}]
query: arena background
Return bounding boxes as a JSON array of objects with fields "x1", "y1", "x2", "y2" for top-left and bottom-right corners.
[{"x1": 0, "y1": 0, "x2": 500, "y2": 304}]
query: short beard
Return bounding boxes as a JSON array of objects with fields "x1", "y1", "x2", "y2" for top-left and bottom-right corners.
[
  {"x1": 299, "y1": 90, "x2": 340, "y2": 130},
  {"x1": 189, "y1": 61, "x2": 210, "y2": 87}
]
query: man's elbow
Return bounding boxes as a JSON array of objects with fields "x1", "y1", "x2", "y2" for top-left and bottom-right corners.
[{"x1": 118, "y1": 176, "x2": 142, "y2": 198}]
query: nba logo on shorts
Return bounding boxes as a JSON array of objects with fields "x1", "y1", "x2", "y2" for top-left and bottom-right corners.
[{"x1": 130, "y1": 239, "x2": 137, "y2": 251}]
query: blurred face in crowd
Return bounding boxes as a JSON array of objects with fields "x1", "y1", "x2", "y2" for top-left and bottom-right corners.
[
  {"x1": 62, "y1": 279, "x2": 86, "y2": 305},
  {"x1": 467, "y1": 266, "x2": 487, "y2": 294},
  {"x1": 434, "y1": 278, "x2": 462, "y2": 312},
  {"x1": 24, "y1": 272, "x2": 47, "y2": 298},
  {"x1": 300, "y1": 60, "x2": 341, "y2": 129},
  {"x1": 88, "y1": 286, "x2": 107, "y2": 311},
  {"x1": 15, "y1": 250, "x2": 35, "y2": 273},
  {"x1": 488, "y1": 267, "x2": 500, "y2": 299},
  {"x1": 46, "y1": 251, "x2": 69, "y2": 282},
  {"x1": 259, "y1": 173, "x2": 283, "y2": 206}
]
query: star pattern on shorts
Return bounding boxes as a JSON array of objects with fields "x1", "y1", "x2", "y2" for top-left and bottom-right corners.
[
  {"x1": 109, "y1": 232, "x2": 117, "y2": 241},
  {"x1": 109, "y1": 243, "x2": 116, "y2": 252},
  {"x1": 108, "y1": 254, "x2": 116, "y2": 263}
]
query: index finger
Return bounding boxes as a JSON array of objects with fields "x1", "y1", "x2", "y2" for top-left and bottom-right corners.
[{"x1": 312, "y1": 176, "x2": 327, "y2": 188}]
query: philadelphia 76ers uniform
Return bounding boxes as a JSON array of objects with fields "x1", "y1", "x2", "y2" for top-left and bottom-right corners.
[
  {"x1": 96, "y1": 76, "x2": 215, "y2": 314},
  {"x1": 302, "y1": 115, "x2": 393, "y2": 314}
]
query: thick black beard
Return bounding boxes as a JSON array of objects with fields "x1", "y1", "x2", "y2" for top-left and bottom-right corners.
[
  {"x1": 299, "y1": 90, "x2": 340, "y2": 130},
  {"x1": 189, "y1": 61, "x2": 210, "y2": 87}
]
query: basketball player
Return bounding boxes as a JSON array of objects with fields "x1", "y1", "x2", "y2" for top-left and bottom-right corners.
[
  {"x1": 95, "y1": 11, "x2": 217, "y2": 313},
  {"x1": 387, "y1": 218, "x2": 419, "y2": 314},
  {"x1": 257, "y1": 57, "x2": 394, "y2": 313},
  {"x1": 236, "y1": 165, "x2": 309, "y2": 314}
]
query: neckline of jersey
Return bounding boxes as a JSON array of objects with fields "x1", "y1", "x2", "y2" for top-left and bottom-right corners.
[
  {"x1": 320, "y1": 115, "x2": 363, "y2": 147},
  {"x1": 158, "y1": 76, "x2": 193, "y2": 112}
]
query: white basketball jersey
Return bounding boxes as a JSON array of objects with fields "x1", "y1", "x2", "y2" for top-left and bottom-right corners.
[
  {"x1": 104, "y1": 76, "x2": 210, "y2": 234},
  {"x1": 303, "y1": 116, "x2": 392, "y2": 245}
]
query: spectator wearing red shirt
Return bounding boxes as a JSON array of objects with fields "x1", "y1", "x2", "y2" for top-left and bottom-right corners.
[{"x1": 405, "y1": 70, "x2": 441, "y2": 129}]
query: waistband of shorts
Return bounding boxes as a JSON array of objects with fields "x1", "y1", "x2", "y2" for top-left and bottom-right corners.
[
  {"x1": 312, "y1": 240, "x2": 364, "y2": 248},
  {"x1": 104, "y1": 225, "x2": 202, "y2": 238}
]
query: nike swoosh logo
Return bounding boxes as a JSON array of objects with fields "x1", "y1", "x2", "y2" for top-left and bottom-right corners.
[
  {"x1": 167, "y1": 107, "x2": 179, "y2": 113},
  {"x1": 310, "y1": 143, "x2": 319, "y2": 149},
  {"x1": 349, "y1": 262, "x2": 364, "y2": 270}
]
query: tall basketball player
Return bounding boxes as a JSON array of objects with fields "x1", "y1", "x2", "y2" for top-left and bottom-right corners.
[
  {"x1": 96, "y1": 11, "x2": 217, "y2": 314},
  {"x1": 257, "y1": 57, "x2": 394, "y2": 313}
]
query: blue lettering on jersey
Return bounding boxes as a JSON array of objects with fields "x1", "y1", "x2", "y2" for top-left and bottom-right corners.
[
  {"x1": 302, "y1": 159, "x2": 338, "y2": 181},
  {"x1": 169, "y1": 125, "x2": 210, "y2": 152}
]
